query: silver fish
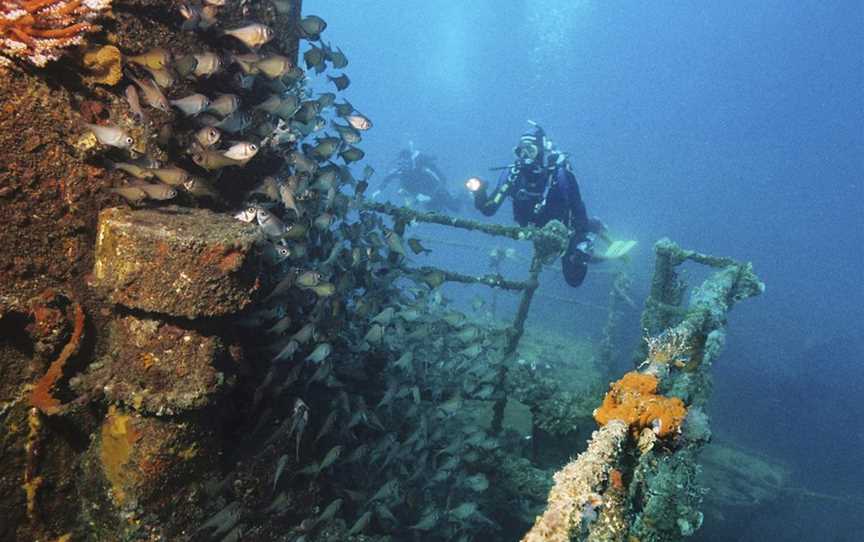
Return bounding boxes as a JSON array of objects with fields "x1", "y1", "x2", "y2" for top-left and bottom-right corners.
[
  {"x1": 327, "y1": 73, "x2": 350, "y2": 91},
  {"x1": 456, "y1": 326, "x2": 479, "y2": 343},
  {"x1": 289, "y1": 151, "x2": 318, "y2": 174},
  {"x1": 193, "y1": 51, "x2": 221, "y2": 77},
  {"x1": 371, "y1": 479, "x2": 399, "y2": 502},
  {"x1": 316, "y1": 92, "x2": 336, "y2": 109},
  {"x1": 196, "y1": 501, "x2": 243, "y2": 537},
  {"x1": 261, "y1": 243, "x2": 291, "y2": 265},
  {"x1": 209, "y1": 111, "x2": 251, "y2": 134},
  {"x1": 460, "y1": 343, "x2": 482, "y2": 359},
  {"x1": 252, "y1": 177, "x2": 281, "y2": 202},
  {"x1": 334, "y1": 100, "x2": 354, "y2": 117},
  {"x1": 149, "y1": 166, "x2": 190, "y2": 186},
  {"x1": 234, "y1": 205, "x2": 258, "y2": 223},
  {"x1": 230, "y1": 53, "x2": 261, "y2": 75},
  {"x1": 298, "y1": 15, "x2": 327, "y2": 40},
  {"x1": 266, "y1": 315, "x2": 292, "y2": 335},
  {"x1": 192, "y1": 148, "x2": 243, "y2": 170},
  {"x1": 463, "y1": 473, "x2": 489, "y2": 492},
  {"x1": 183, "y1": 177, "x2": 220, "y2": 200},
  {"x1": 194, "y1": 126, "x2": 221, "y2": 148},
  {"x1": 256, "y1": 207, "x2": 285, "y2": 237},
  {"x1": 449, "y1": 502, "x2": 478, "y2": 521},
  {"x1": 278, "y1": 182, "x2": 300, "y2": 216},
  {"x1": 371, "y1": 307, "x2": 395, "y2": 326},
  {"x1": 135, "y1": 183, "x2": 178, "y2": 200},
  {"x1": 259, "y1": 94, "x2": 301, "y2": 121},
  {"x1": 128, "y1": 74, "x2": 170, "y2": 112},
  {"x1": 345, "y1": 114, "x2": 372, "y2": 131},
  {"x1": 304, "y1": 342, "x2": 332, "y2": 363},
  {"x1": 253, "y1": 94, "x2": 283, "y2": 113},
  {"x1": 222, "y1": 141, "x2": 258, "y2": 161},
  {"x1": 207, "y1": 93, "x2": 240, "y2": 117},
  {"x1": 347, "y1": 511, "x2": 372, "y2": 536},
  {"x1": 273, "y1": 454, "x2": 289, "y2": 491},
  {"x1": 171, "y1": 93, "x2": 210, "y2": 116},
  {"x1": 108, "y1": 160, "x2": 153, "y2": 179},
  {"x1": 224, "y1": 23, "x2": 274, "y2": 50},
  {"x1": 255, "y1": 54, "x2": 293, "y2": 79},
  {"x1": 332, "y1": 122, "x2": 361, "y2": 144},
  {"x1": 318, "y1": 444, "x2": 342, "y2": 471},
  {"x1": 313, "y1": 212, "x2": 333, "y2": 231},
  {"x1": 291, "y1": 323, "x2": 316, "y2": 344},
  {"x1": 375, "y1": 503, "x2": 398, "y2": 524},
  {"x1": 295, "y1": 270, "x2": 321, "y2": 288},
  {"x1": 264, "y1": 492, "x2": 290, "y2": 516},
  {"x1": 126, "y1": 48, "x2": 171, "y2": 70},
  {"x1": 290, "y1": 398, "x2": 309, "y2": 460},
  {"x1": 363, "y1": 324, "x2": 384, "y2": 344},
  {"x1": 111, "y1": 186, "x2": 147, "y2": 203},
  {"x1": 316, "y1": 498, "x2": 342, "y2": 524},
  {"x1": 124, "y1": 85, "x2": 145, "y2": 122},
  {"x1": 272, "y1": 339, "x2": 299, "y2": 363},
  {"x1": 84, "y1": 123, "x2": 134, "y2": 149},
  {"x1": 393, "y1": 351, "x2": 414, "y2": 371},
  {"x1": 180, "y1": 2, "x2": 218, "y2": 30},
  {"x1": 326, "y1": 43, "x2": 347, "y2": 69},
  {"x1": 384, "y1": 230, "x2": 407, "y2": 257},
  {"x1": 310, "y1": 168, "x2": 338, "y2": 191},
  {"x1": 146, "y1": 66, "x2": 175, "y2": 88}
]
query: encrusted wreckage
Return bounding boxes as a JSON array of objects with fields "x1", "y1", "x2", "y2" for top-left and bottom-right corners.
[
  {"x1": 0, "y1": 0, "x2": 767, "y2": 538},
  {"x1": 1, "y1": 0, "x2": 112, "y2": 66},
  {"x1": 522, "y1": 239, "x2": 764, "y2": 541}
]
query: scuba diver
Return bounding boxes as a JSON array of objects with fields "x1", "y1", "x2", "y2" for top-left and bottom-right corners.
[
  {"x1": 466, "y1": 122, "x2": 635, "y2": 287},
  {"x1": 376, "y1": 143, "x2": 463, "y2": 213}
]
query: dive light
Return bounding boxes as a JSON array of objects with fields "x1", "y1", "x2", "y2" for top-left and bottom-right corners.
[{"x1": 465, "y1": 177, "x2": 483, "y2": 192}]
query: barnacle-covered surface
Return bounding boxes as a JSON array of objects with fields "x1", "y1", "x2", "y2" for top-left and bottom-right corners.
[
  {"x1": 73, "y1": 314, "x2": 230, "y2": 414},
  {"x1": 92, "y1": 206, "x2": 263, "y2": 317},
  {"x1": 0, "y1": 0, "x2": 303, "y2": 538}
]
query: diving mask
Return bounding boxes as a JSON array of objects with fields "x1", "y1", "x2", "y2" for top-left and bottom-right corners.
[{"x1": 514, "y1": 140, "x2": 539, "y2": 163}]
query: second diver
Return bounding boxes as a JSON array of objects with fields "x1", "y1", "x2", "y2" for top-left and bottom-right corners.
[{"x1": 467, "y1": 123, "x2": 635, "y2": 287}]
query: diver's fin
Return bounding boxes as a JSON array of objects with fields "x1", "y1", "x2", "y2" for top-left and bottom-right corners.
[{"x1": 603, "y1": 240, "x2": 637, "y2": 260}]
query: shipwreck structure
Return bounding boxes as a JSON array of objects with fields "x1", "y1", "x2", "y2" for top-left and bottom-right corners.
[{"x1": 0, "y1": 1, "x2": 767, "y2": 541}]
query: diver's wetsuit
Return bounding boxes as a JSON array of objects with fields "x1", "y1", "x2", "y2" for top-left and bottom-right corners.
[
  {"x1": 474, "y1": 160, "x2": 603, "y2": 287},
  {"x1": 382, "y1": 151, "x2": 462, "y2": 213}
]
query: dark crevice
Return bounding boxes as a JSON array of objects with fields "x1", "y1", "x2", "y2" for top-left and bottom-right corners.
[{"x1": 0, "y1": 310, "x2": 34, "y2": 358}]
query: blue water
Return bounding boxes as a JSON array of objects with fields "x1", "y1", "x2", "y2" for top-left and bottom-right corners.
[{"x1": 305, "y1": 1, "x2": 864, "y2": 539}]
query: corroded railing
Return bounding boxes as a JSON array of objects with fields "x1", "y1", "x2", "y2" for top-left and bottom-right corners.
[
  {"x1": 522, "y1": 238, "x2": 764, "y2": 541},
  {"x1": 361, "y1": 200, "x2": 572, "y2": 433}
]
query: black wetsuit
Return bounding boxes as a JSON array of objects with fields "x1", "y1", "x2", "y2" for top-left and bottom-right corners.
[
  {"x1": 474, "y1": 159, "x2": 603, "y2": 287},
  {"x1": 382, "y1": 152, "x2": 461, "y2": 213}
]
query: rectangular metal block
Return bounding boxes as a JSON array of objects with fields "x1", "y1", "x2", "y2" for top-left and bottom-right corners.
[{"x1": 93, "y1": 206, "x2": 263, "y2": 318}]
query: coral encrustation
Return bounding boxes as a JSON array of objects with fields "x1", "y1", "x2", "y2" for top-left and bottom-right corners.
[{"x1": 593, "y1": 372, "x2": 687, "y2": 438}]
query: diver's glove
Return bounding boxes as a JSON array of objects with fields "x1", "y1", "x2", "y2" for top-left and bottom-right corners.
[{"x1": 465, "y1": 177, "x2": 488, "y2": 209}]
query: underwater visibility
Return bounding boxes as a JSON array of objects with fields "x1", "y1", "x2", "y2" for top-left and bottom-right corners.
[{"x1": 0, "y1": 0, "x2": 861, "y2": 541}]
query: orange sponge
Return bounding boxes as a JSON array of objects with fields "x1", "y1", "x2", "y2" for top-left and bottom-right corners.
[{"x1": 594, "y1": 372, "x2": 687, "y2": 438}]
